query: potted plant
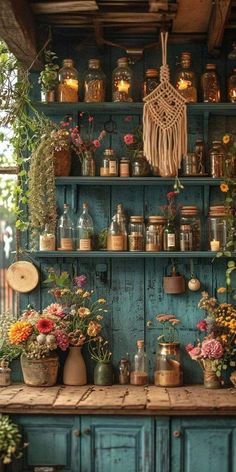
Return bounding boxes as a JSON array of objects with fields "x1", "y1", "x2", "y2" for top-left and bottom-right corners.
[
  {"x1": 0, "y1": 311, "x2": 21, "y2": 387},
  {"x1": 89, "y1": 337, "x2": 113, "y2": 385},
  {"x1": 0, "y1": 414, "x2": 28, "y2": 471},
  {"x1": 38, "y1": 50, "x2": 59, "y2": 103}
]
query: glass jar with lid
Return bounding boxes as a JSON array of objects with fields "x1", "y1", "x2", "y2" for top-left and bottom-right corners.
[
  {"x1": 112, "y1": 57, "x2": 133, "y2": 102},
  {"x1": 209, "y1": 141, "x2": 225, "y2": 178},
  {"x1": 100, "y1": 148, "x2": 118, "y2": 177},
  {"x1": 208, "y1": 205, "x2": 229, "y2": 251},
  {"x1": 227, "y1": 68, "x2": 236, "y2": 102},
  {"x1": 201, "y1": 64, "x2": 221, "y2": 102},
  {"x1": 130, "y1": 340, "x2": 148, "y2": 386},
  {"x1": 119, "y1": 158, "x2": 130, "y2": 177},
  {"x1": 119, "y1": 357, "x2": 131, "y2": 384},
  {"x1": 194, "y1": 139, "x2": 206, "y2": 174},
  {"x1": 143, "y1": 68, "x2": 159, "y2": 97},
  {"x1": 154, "y1": 342, "x2": 183, "y2": 387},
  {"x1": 180, "y1": 206, "x2": 201, "y2": 250},
  {"x1": 145, "y1": 216, "x2": 167, "y2": 251},
  {"x1": 84, "y1": 59, "x2": 106, "y2": 103},
  {"x1": 128, "y1": 216, "x2": 145, "y2": 251},
  {"x1": 175, "y1": 52, "x2": 197, "y2": 103},
  {"x1": 58, "y1": 59, "x2": 79, "y2": 102}
]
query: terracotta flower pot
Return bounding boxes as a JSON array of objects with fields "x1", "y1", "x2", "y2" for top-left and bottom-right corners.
[
  {"x1": 53, "y1": 148, "x2": 71, "y2": 176},
  {"x1": 21, "y1": 353, "x2": 59, "y2": 387},
  {"x1": 63, "y1": 346, "x2": 87, "y2": 386}
]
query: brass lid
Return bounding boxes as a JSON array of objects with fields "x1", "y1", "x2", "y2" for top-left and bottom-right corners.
[
  {"x1": 181, "y1": 52, "x2": 191, "y2": 58},
  {"x1": 88, "y1": 58, "x2": 100, "y2": 68},
  {"x1": 180, "y1": 224, "x2": 192, "y2": 230},
  {"x1": 130, "y1": 216, "x2": 144, "y2": 223},
  {"x1": 205, "y1": 63, "x2": 216, "y2": 70},
  {"x1": 137, "y1": 339, "x2": 144, "y2": 348},
  {"x1": 145, "y1": 68, "x2": 159, "y2": 77},
  {"x1": 117, "y1": 57, "x2": 129, "y2": 66},
  {"x1": 83, "y1": 202, "x2": 88, "y2": 209},
  {"x1": 148, "y1": 216, "x2": 167, "y2": 223},
  {"x1": 104, "y1": 148, "x2": 115, "y2": 156},
  {"x1": 62, "y1": 58, "x2": 74, "y2": 67}
]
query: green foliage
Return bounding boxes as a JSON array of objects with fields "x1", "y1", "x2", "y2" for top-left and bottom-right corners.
[
  {"x1": 0, "y1": 415, "x2": 28, "y2": 464},
  {"x1": 38, "y1": 50, "x2": 59, "y2": 92},
  {"x1": 0, "y1": 311, "x2": 21, "y2": 362}
]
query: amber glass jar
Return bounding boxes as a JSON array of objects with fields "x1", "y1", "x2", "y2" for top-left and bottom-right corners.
[
  {"x1": 180, "y1": 206, "x2": 201, "y2": 250},
  {"x1": 143, "y1": 68, "x2": 159, "y2": 97},
  {"x1": 112, "y1": 57, "x2": 133, "y2": 102},
  {"x1": 227, "y1": 68, "x2": 236, "y2": 102},
  {"x1": 201, "y1": 64, "x2": 221, "y2": 103},
  {"x1": 175, "y1": 52, "x2": 197, "y2": 103},
  {"x1": 194, "y1": 139, "x2": 206, "y2": 174},
  {"x1": 58, "y1": 59, "x2": 79, "y2": 102},
  {"x1": 209, "y1": 141, "x2": 225, "y2": 178},
  {"x1": 128, "y1": 216, "x2": 145, "y2": 251},
  {"x1": 145, "y1": 216, "x2": 167, "y2": 251},
  {"x1": 84, "y1": 59, "x2": 106, "y2": 103},
  {"x1": 154, "y1": 343, "x2": 183, "y2": 387}
]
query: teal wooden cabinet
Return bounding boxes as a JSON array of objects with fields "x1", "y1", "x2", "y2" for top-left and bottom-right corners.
[{"x1": 170, "y1": 417, "x2": 236, "y2": 472}]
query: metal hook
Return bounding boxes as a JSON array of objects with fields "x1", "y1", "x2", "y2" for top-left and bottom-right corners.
[{"x1": 103, "y1": 117, "x2": 118, "y2": 134}]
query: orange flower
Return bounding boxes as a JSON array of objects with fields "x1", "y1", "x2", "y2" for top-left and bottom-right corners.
[
  {"x1": 87, "y1": 321, "x2": 102, "y2": 337},
  {"x1": 220, "y1": 183, "x2": 229, "y2": 193},
  {"x1": 8, "y1": 321, "x2": 33, "y2": 345},
  {"x1": 223, "y1": 134, "x2": 231, "y2": 144},
  {"x1": 77, "y1": 307, "x2": 90, "y2": 318},
  {"x1": 217, "y1": 287, "x2": 227, "y2": 294}
]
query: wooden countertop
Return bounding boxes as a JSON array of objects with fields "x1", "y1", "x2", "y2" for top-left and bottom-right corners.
[{"x1": 0, "y1": 384, "x2": 235, "y2": 415}]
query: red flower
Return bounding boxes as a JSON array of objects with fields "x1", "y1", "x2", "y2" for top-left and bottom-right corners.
[
  {"x1": 167, "y1": 191, "x2": 177, "y2": 200},
  {"x1": 92, "y1": 139, "x2": 101, "y2": 148},
  {"x1": 185, "y1": 343, "x2": 194, "y2": 353},
  {"x1": 36, "y1": 318, "x2": 55, "y2": 334},
  {"x1": 124, "y1": 133, "x2": 134, "y2": 145},
  {"x1": 196, "y1": 319, "x2": 207, "y2": 331},
  {"x1": 88, "y1": 116, "x2": 94, "y2": 122}
]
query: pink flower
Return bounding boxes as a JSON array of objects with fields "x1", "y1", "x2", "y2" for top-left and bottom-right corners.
[
  {"x1": 74, "y1": 275, "x2": 87, "y2": 288},
  {"x1": 92, "y1": 139, "x2": 101, "y2": 148},
  {"x1": 88, "y1": 116, "x2": 94, "y2": 122},
  {"x1": 188, "y1": 346, "x2": 202, "y2": 360},
  {"x1": 185, "y1": 343, "x2": 194, "y2": 353},
  {"x1": 46, "y1": 303, "x2": 65, "y2": 318},
  {"x1": 98, "y1": 130, "x2": 106, "y2": 140},
  {"x1": 196, "y1": 319, "x2": 207, "y2": 331},
  {"x1": 124, "y1": 115, "x2": 132, "y2": 122},
  {"x1": 201, "y1": 339, "x2": 223, "y2": 359},
  {"x1": 124, "y1": 134, "x2": 134, "y2": 145},
  {"x1": 54, "y1": 329, "x2": 69, "y2": 351},
  {"x1": 167, "y1": 191, "x2": 177, "y2": 200}
]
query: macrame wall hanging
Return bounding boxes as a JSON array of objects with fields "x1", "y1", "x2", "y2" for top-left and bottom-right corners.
[{"x1": 143, "y1": 31, "x2": 187, "y2": 177}]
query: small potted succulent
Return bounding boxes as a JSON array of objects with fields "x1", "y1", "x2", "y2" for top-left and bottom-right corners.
[
  {"x1": 0, "y1": 414, "x2": 28, "y2": 470},
  {"x1": 38, "y1": 50, "x2": 59, "y2": 103}
]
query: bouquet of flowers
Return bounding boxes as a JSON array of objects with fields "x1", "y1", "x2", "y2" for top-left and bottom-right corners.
[
  {"x1": 156, "y1": 313, "x2": 181, "y2": 343},
  {"x1": 123, "y1": 122, "x2": 143, "y2": 159},
  {"x1": 186, "y1": 291, "x2": 236, "y2": 378},
  {"x1": 8, "y1": 271, "x2": 107, "y2": 359}
]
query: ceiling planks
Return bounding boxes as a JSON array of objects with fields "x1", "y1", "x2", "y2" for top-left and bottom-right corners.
[
  {"x1": 172, "y1": 0, "x2": 212, "y2": 33},
  {"x1": 208, "y1": 0, "x2": 232, "y2": 54},
  {"x1": 30, "y1": 1, "x2": 99, "y2": 14}
]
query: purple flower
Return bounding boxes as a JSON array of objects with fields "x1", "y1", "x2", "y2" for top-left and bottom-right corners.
[{"x1": 74, "y1": 274, "x2": 87, "y2": 288}]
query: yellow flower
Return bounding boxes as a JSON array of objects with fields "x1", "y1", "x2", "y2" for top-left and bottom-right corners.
[
  {"x1": 82, "y1": 291, "x2": 91, "y2": 298},
  {"x1": 96, "y1": 315, "x2": 103, "y2": 321},
  {"x1": 220, "y1": 183, "x2": 229, "y2": 193},
  {"x1": 223, "y1": 134, "x2": 231, "y2": 144},
  {"x1": 98, "y1": 298, "x2": 106, "y2": 304},
  {"x1": 217, "y1": 287, "x2": 227, "y2": 294},
  {"x1": 8, "y1": 321, "x2": 33, "y2": 344},
  {"x1": 76, "y1": 288, "x2": 83, "y2": 295},
  {"x1": 87, "y1": 321, "x2": 102, "y2": 337},
  {"x1": 77, "y1": 307, "x2": 90, "y2": 318},
  {"x1": 61, "y1": 288, "x2": 70, "y2": 295}
]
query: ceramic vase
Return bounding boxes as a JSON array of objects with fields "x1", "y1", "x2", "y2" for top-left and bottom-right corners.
[
  {"x1": 94, "y1": 361, "x2": 113, "y2": 386},
  {"x1": 20, "y1": 353, "x2": 59, "y2": 387},
  {"x1": 63, "y1": 346, "x2": 87, "y2": 386}
]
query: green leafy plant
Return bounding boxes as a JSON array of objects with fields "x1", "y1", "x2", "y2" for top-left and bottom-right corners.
[
  {"x1": 38, "y1": 50, "x2": 59, "y2": 92},
  {"x1": 0, "y1": 415, "x2": 28, "y2": 464}
]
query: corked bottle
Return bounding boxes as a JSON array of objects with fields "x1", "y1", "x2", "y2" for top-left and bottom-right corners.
[
  {"x1": 58, "y1": 59, "x2": 79, "y2": 102},
  {"x1": 130, "y1": 340, "x2": 148, "y2": 386},
  {"x1": 84, "y1": 58, "x2": 106, "y2": 103}
]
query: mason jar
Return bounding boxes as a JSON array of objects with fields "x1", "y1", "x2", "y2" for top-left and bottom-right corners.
[
  {"x1": 84, "y1": 58, "x2": 106, "y2": 102},
  {"x1": 208, "y1": 206, "x2": 228, "y2": 251},
  {"x1": 58, "y1": 59, "x2": 79, "y2": 102},
  {"x1": 112, "y1": 57, "x2": 133, "y2": 102},
  {"x1": 154, "y1": 342, "x2": 183, "y2": 387},
  {"x1": 209, "y1": 141, "x2": 225, "y2": 178},
  {"x1": 180, "y1": 206, "x2": 201, "y2": 250},
  {"x1": 128, "y1": 216, "x2": 145, "y2": 251},
  {"x1": 145, "y1": 216, "x2": 167, "y2": 251}
]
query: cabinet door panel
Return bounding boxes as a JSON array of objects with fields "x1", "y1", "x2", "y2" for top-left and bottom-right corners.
[
  {"x1": 171, "y1": 417, "x2": 236, "y2": 472},
  {"x1": 81, "y1": 416, "x2": 154, "y2": 472}
]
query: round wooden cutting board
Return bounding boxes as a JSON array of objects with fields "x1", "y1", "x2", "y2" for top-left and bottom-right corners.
[{"x1": 6, "y1": 261, "x2": 39, "y2": 293}]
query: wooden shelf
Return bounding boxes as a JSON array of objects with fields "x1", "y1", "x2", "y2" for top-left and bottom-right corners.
[
  {"x1": 34, "y1": 101, "x2": 236, "y2": 116},
  {"x1": 56, "y1": 176, "x2": 222, "y2": 186},
  {"x1": 30, "y1": 250, "x2": 220, "y2": 258}
]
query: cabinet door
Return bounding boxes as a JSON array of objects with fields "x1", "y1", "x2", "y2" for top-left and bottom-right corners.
[
  {"x1": 171, "y1": 417, "x2": 236, "y2": 472},
  {"x1": 81, "y1": 416, "x2": 154, "y2": 472},
  {"x1": 16, "y1": 415, "x2": 80, "y2": 471}
]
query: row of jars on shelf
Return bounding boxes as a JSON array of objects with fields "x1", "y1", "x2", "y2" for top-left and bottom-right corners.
[
  {"x1": 39, "y1": 202, "x2": 229, "y2": 253},
  {"x1": 43, "y1": 54, "x2": 236, "y2": 104}
]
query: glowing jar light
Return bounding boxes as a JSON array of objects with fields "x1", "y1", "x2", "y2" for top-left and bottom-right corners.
[
  {"x1": 227, "y1": 68, "x2": 236, "y2": 103},
  {"x1": 58, "y1": 59, "x2": 79, "y2": 102},
  {"x1": 175, "y1": 52, "x2": 197, "y2": 103},
  {"x1": 112, "y1": 57, "x2": 133, "y2": 102}
]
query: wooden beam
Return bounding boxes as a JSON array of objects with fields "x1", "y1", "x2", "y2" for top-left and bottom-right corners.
[
  {"x1": 172, "y1": 0, "x2": 212, "y2": 33},
  {"x1": 31, "y1": 1, "x2": 99, "y2": 14},
  {"x1": 208, "y1": 0, "x2": 232, "y2": 55},
  {"x1": 0, "y1": 0, "x2": 41, "y2": 70}
]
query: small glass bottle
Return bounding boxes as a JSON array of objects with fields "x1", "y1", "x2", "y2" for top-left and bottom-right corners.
[
  {"x1": 180, "y1": 224, "x2": 193, "y2": 251},
  {"x1": 112, "y1": 57, "x2": 133, "y2": 102},
  {"x1": 39, "y1": 224, "x2": 56, "y2": 251},
  {"x1": 227, "y1": 68, "x2": 236, "y2": 102},
  {"x1": 175, "y1": 52, "x2": 197, "y2": 103},
  {"x1": 58, "y1": 203, "x2": 74, "y2": 250},
  {"x1": 107, "y1": 203, "x2": 127, "y2": 251},
  {"x1": 100, "y1": 149, "x2": 110, "y2": 176},
  {"x1": 194, "y1": 139, "x2": 206, "y2": 174},
  {"x1": 154, "y1": 342, "x2": 183, "y2": 387},
  {"x1": 108, "y1": 149, "x2": 118, "y2": 177},
  {"x1": 209, "y1": 140, "x2": 225, "y2": 178},
  {"x1": 84, "y1": 59, "x2": 106, "y2": 103},
  {"x1": 119, "y1": 159, "x2": 130, "y2": 177},
  {"x1": 77, "y1": 202, "x2": 94, "y2": 251},
  {"x1": 0, "y1": 360, "x2": 11, "y2": 387},
  {"x1": 81, "y1": 150, "x2": 95, "y2": 177},
  {"x1": 130, "y1": 340, "x2": 148, "y2": 386},
  {"x1": 180, "y1": 206, "x2": 201, "y2": 250},
  {"x1": 128, "y1": 216, "x2": 145, "y2": 251},
  {"x1": 119, "y1": 357, "x2": 131, "y2": 385},
  {"x1": 163, "y1": 220, "x2": 177, "y2": 251},
  {"x1": 58, "y1": 59, "x2": 79, "y2": 103},
  {"x1": 143, "y1": 68, "x2": 159, "y2": 97},
  {"x1": 145, "y1": 216, "x2": 167, "y2": 251},
  {"x1": 201, "y1": 63, "x2": 221, "y2": 103}
]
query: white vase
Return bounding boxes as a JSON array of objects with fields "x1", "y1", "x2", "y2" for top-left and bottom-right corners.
[{"x1": 63, "y1": 346, "x2": 87, "y2": 386}]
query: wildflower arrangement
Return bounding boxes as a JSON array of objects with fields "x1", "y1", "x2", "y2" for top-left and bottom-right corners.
[
  {"x1": 186, "y1": 291, "x2": 236, "y2": 377},
  {"x1": 156, "y1": 313, "x2": 181, "y2": 343},
  {"x1": 0, "y1": 414, "x2": 28, "y2": 464},
  {"x1": 88, "y1": 336, "x2": 112, "y2": 363},
  {"x1": 61, "y1": 114, "x2": 106, "y2": 163},
  {"x1": 122, "y1": 118, "x2": 143, "y2": 159}
]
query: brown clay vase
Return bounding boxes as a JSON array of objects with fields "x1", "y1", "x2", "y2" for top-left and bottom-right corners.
[{"x1": 54, "y1": 148, "x2": 71, "y2": 176}]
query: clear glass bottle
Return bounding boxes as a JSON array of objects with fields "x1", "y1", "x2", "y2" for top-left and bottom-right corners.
[
  {"x1": 175, "y1": 52, "x2": 197, "y2": 103},
  {"x1": 209, "y1": 140, "x2": 225, "y2": 178},
  {"x1": 58, "y1": 203, "x2": 74, "y2": 250},
  {"x1": 76, "y1": 202, "x2": 93, "y2": 251},
  {"x1": 0, "y1": 360, "x2": 11, "y2": 387},
  {"x1": 180, "y1": 206, "x2": 201, "y2": 250},
  {"x1": 179, "y1": 224, "x2": 193, "y2": 251},
  {"x1": 201, "y1": 63, "x2": 221, "y2": 103},
  {"x1": 119, "y1": 357, "x2": 131, "y2": 385},
  {"x1": 39, "y1": 224, "x2": 56, "y2": 251},
  {"x1": 208, "y1": 206, "x2": 228, "y2": 251},
  {"x1": 84, "y1": 59, "x2": 106, "y2": 103},
  {"x1": 107, "y1": 203, "x2": 127, "y2": 251},
  {"x1": 143, "y1": 68, "x2": 159, "y2": 97},
  {"x1": 194, "y1": 139, "x2": 206, "y2": 174},
  {"x1": 227, "y1": 68, "x2": 236, "y2": 102},
  {"x1": 154, "y1": 342, "x2": 183, "y2": 387},
  {"x1": 58, "y1": 59, "x2": 79, "y2": 103},
  {"x1": 81, "y1": 150, "x2": 95, "y2": 177},
  {"x1": 145, "y1": 216, "x2": 167, "y2": 251},
  {"x1": 112, "y1": 57, "x2": 133, "y2": 102},
  {"x1": 100, "y1": 149, "x2": 110, "y2": 176},
  {"x1": 163, "y1": 220, "x2": 177, "y2": 251},
  {"x1": 128, "y1": 216, "x2": 145, "y2": 251},
  {"x1": 130, "y1": 340, "x2": 148, "y2": 386}
]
